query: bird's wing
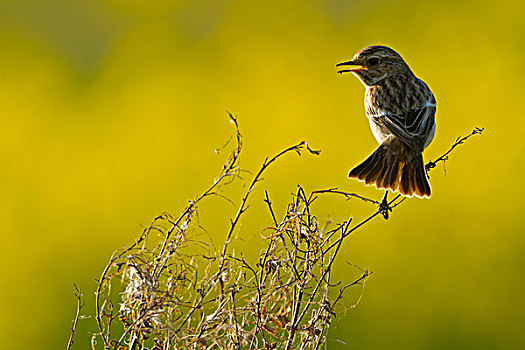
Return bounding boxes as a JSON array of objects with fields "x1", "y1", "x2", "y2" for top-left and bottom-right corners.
[{"x1": 371, "y1": 104, "x2": 436, "y2": 152}]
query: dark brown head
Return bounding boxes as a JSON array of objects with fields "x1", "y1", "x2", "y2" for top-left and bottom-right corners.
[{"x1": 336, "y1": 45, "x2": 414, "y2": 86}]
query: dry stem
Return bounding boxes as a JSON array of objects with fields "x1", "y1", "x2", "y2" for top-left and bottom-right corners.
[{"x1": 69, "y1": 115, "x2": 483, "y2": 349}]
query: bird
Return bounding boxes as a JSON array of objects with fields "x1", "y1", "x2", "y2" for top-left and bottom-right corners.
[{"x1": 337, "y1": 45, "x2": 436, "y2": 198}]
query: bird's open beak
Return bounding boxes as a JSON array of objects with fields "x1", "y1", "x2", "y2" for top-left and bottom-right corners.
[{"x1": 336, "y1": 60, "x2": 367, "y2": 74}]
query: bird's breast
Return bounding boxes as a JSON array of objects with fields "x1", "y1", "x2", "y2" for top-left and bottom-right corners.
[{"x1": 368, "y1": 118, "x2": 391, "y2": 145}]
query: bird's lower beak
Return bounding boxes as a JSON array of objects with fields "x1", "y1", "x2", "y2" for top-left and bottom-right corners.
[{"x1": 336, "y1": 60, "x2": 367, "y2": 74}]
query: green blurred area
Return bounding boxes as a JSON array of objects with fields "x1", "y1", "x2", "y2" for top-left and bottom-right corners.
[{"x1": 1, "y1": 0, "x2": 524, "y2": 348}]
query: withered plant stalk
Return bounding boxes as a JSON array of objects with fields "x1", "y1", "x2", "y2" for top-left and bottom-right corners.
[{"x1": 70, "y1": 114, "x2": 483, "y2": 349}]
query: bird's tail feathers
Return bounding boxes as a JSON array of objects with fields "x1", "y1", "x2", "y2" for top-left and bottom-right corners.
[{"x1": 348, "y1": 137, "x2": 431, "y2": 198}]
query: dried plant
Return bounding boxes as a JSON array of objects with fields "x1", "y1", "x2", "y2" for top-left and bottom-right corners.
[{"x1": 70, "y1": 114, "x2": 483, "y2": 349}]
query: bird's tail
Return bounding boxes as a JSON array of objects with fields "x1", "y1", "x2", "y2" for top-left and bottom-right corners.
[{"x1": 348, "y1": 137, "x2": 431, "y2": 198}]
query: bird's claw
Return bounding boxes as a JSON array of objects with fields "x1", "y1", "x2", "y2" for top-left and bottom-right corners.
[{"x1": 378, "y1": 192, "x2": 392, "y2": 220}]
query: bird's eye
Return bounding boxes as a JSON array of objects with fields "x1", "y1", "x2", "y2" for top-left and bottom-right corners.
[{"x1": 368, "y1": 57, "x2": 380, "y2": 66}]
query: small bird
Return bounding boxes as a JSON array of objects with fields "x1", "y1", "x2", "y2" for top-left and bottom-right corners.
[{"x1": 337, "y1": 45, "x2": 436, "y2": 198}]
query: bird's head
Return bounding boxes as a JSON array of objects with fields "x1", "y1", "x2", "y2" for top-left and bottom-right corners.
[{"x1": 336, "y1": 45, "x2": 412, "y2": 86}]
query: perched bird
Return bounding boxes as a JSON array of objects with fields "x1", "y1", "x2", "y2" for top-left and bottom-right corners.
[{"x1": 337, "y1": 45, "x2": 436, "y2": 198}]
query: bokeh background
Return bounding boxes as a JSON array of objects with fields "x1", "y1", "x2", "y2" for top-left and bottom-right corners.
[{"x1": 1, "y1": 0, "x2": 524, "y2": 349}]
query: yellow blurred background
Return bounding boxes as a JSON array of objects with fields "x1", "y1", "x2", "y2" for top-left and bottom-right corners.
[{"x1": 1, "y1": 0, "x2": 524, "y2": 348}]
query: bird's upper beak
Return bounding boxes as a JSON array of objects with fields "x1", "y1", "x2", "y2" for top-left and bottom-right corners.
[{"x1": 336, "y1": 60, "x2": 367, "y2": 74}]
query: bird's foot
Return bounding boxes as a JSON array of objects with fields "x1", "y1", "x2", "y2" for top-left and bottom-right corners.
[{"x1": 378, "y1": 191, "x2": 392, "y2": 220}]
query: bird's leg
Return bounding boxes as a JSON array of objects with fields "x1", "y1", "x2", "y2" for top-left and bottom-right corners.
[
  {"x1": 378, "y1": 190, "x2": 392, "y2": 220},
  {"x1": 381, "y1": 190, "x2": 388, "y2": 204}
]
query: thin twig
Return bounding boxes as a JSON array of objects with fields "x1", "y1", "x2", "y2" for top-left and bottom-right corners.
[
  {"x1": 310, "y1": 188, "x2": 379, "y2": 205},
  {"x1": 67, "y1": 285, "x2": 84, "y2": 350},
  {"x1": 219, "y1": 141, "x2": 320, "y2": 292},
  {"x1": 426, "y1": 127, "x2": 484, "y2": 171}
]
